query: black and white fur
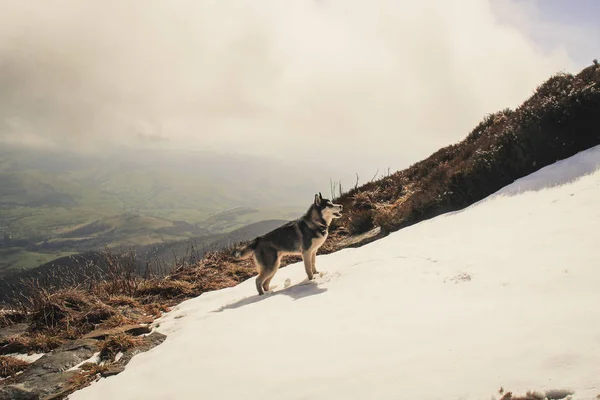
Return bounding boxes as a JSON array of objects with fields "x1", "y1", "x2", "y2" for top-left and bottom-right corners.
[{"x1": 233, "y1": 193, "x2": 343, "y2": 295}]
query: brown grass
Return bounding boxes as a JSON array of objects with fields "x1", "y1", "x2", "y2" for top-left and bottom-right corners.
[
  {"x1": 135, "y1": 279, "x2": 195, "y2": 299},
  {"x1": 101, "y1": 314, "x2": 135, "y2": 328},
  {"x1": 142, "y1": 302, "x2": 171, "y2": 318},
  {"x1": 0, "y1": 311, "x2": 27, "y2": 328},
  {"x1": 77, "y1": 304, "x2": 115, "y2": 326},
  {"x1": 98, "y1": 333, "x2": 142, "y2": 362},
  {"x1": 348, "y1": 209, "x2": 375, "y2": 234},
  {"x1": 67, "y1": 363, "x2": 111, "y2": 392},
  {"x1": 105, "y1": 295, "x2": 140, "y2": 308},
  {"x1": 0, "y1": 355, "x2": 30, "y2": 378},
  {"x1": 1, "y1": 332, "x2": 64, "y2": 355}
]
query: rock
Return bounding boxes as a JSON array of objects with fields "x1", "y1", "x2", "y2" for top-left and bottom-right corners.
[
  {"x1": 0, "y1": 384, "x2": 39, "y2": 400},
  {"x1": 545, "y1": 389, "x2": 574, "y2": 400},
  {"x1": 6, "y1": 339, "x2": 97, "y2": 399},
  {"x1": 82, "y1": 324, "x2": 151, "y2": 340},
  {"x1": 335, "y1": 227, "x2": 384, "y2": 249},
  {"x1": 2, "y1": 331, "x2": 166, "y2": 400},
  {"x1": 101, "y1": 365, "x2": 125, "y2": 377},
  {"x1": 116, "y1": 332, "x2": 166, "y2": 366}
]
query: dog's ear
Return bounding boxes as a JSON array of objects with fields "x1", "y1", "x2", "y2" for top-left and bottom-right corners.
[
  {"x1": 319, "y1": 192, "x2": 323, "y2": 200},
  {"x1": 314, "y1": 193, "x2": 321, "y2": 206}
]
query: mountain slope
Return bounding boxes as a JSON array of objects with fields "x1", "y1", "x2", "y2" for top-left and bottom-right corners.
[
  {"x1": 331, "y1": 63, "x2": 600, "y2": 237},
  {"x1": 69, "y1": 145, "x2": 600, "y2": 400}
]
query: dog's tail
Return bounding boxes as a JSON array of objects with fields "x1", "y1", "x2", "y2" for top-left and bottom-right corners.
[{"x1": 232, "y1": 238, "x2": 259, "y2": 259}]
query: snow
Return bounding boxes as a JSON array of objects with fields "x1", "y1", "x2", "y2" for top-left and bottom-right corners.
[
  {"x1": 68, "y1": 352, "x2": 101, "y2": 371},
  {"x1": 69, "y1": 145, "x2": 600, "y2": 400},
  {"x1": 5, "y1": 353, "x2": 45, "y2": 363},
  {"x1": 67, "y1": 351, "x2": 122, "y2": 372}
]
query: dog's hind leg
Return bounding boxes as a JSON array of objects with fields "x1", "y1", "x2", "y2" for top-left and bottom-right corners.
[
  {"x1": 262, "y1": 255, "x2": 281, "y2": 293},
  {"x1": 253, "y1": 253, "x2": 268, "y2": 296},
  {"x1": 255, "y1": 247, "x2": 278, "y2": 295},
  {"x1": 262, "y1": 271, "x2": 275, "y2": 293},
  {"x1": 262, "y1": 276, "x2": 273, "y2": 293},
  {"x1": 255, "y1": 271, "x2": 268, "y2": 296},
  {"x1": 303, "y1": 251, "x2": 314, "y2": 280}
]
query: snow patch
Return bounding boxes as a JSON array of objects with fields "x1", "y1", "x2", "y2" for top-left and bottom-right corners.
[
  {"x1": 6, "y1": 353, "x2": 45, "y2": 363},
  {"x1": 493, "y1": 144, "x2": 600, "y2": 196},
  {"x1": 68, "y1": 352, "x2": 101, "y2": 371}
]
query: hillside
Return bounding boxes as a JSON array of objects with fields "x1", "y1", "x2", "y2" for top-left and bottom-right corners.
[
  {"x1": 70, "y1": 142, "x2": 600, "y2": 400},
  {"x1": 329, "y1": 63, "x2": 600, "y2": 237},
  {"x1": 0, "y1": 63, "x2": 598, "y2": 399}
]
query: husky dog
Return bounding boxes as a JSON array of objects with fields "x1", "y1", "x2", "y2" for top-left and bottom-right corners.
[{"x1": 233, "y1": 193, "x2": 343, "y2": 295}]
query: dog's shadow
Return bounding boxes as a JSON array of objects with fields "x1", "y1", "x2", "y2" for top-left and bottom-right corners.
[{"x1": 212, "y1": 279, "x2": 328, "y2": 313}]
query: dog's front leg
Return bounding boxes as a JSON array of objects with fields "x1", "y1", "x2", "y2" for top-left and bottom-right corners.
[
  {"x1": 311, "y1": 250, "x2": 318, "y2": 275},
  {"x1": 302, "y1": 251, "x2": 314, "y2": 280}
]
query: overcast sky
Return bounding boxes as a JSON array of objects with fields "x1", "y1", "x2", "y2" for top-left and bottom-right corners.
[{"x1": 1, "y1": 0, "x2": 598, "y2": 184}]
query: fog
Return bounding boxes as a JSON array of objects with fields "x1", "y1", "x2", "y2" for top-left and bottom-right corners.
[{"x1": 0, "y1": 0, "x2": 582, "y2": 184}]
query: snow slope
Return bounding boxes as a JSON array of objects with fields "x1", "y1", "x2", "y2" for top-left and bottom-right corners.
[{"x1": 70, "y1": 145, "x2": 600, "y2": 400}]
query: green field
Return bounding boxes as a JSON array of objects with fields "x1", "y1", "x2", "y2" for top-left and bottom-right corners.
[{"x1": 0, "y1": 248, "x2": 77, "y2": 275}]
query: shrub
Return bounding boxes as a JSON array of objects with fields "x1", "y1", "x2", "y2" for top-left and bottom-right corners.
[{"x1": 348, "y1": 210, "x2": 375, "y2": 234}]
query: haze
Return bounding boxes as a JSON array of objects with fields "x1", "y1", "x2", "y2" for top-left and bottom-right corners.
[{"x1": 0, "y1": 0, "x2": 596, "y2": 185}]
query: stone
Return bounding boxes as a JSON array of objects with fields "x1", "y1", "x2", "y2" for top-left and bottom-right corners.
[{"x1": 82, "y1": 324, "x2": 151, "y2": 340}]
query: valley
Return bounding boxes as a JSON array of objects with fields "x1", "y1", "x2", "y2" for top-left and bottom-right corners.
[{"x1": 0, "y1": 146, "x2": 313, "y2": 275}]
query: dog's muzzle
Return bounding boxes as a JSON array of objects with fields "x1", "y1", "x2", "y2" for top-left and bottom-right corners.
[{"x1": 333, "y1": 205, "x2": 343, "y2": 218}]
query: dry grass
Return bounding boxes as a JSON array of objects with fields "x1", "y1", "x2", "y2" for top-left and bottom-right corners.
[
  {"x1": 78, "y1": 304, "x2": 115, "y2": 326},
  {"x1": 0, "y1": 355, "x2": 30, "y2": 378},
  {"x1": 0, "y1": 311, "x2": 27, "y2": 328},
  {"x1": 98, "y1": 247, "x2": 141, "y2": 297},
  {"x1": 105, "y1": 295, "x2": 140, "y2": 308},
  {"x1": 101, "y1": 314, "x2": 135, "y2": 328},
  {"x1": 98, "y1": 333, "x2": 142, "y2": 362},
  {"x1": 1, "y1": 332, "x2": 64, "y2": 355},
  {"x1": 24, "y1": 332, "x2": 65, "y2": 352},
  {"x1": 142, "y1": 302, "x2": 171, "y2": 318},
  {"x1": 348, "y1": 209, "x2": 375, "y2": 234},
  {"x1": 2, "y1": 286, "x2": 135, "y2": 354},
  {"x1": 135, "y1": 279, "x2": 195, "y2": 299},
  {"x1": 67, "y1": 363, "x2": 111, "y2": 392},
  {"x1": 21, "y1": 289, "x2": 120, "y2": 341}
]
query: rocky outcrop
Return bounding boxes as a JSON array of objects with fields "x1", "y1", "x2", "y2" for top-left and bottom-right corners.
[{"x1": 0, "y1": 331, "x2": 166, "y2": 400}]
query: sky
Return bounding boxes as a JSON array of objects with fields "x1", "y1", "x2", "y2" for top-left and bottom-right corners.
[{"x1": 0, "y1": 0, "x2": 598, "y2": 185}]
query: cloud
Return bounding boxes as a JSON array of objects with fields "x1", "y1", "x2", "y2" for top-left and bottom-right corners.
[
  {"x1": 0, "y1": 0, "x2": 580, "y2": 179},
  {"x1": 490, "y1": 0, "x2": 600, "y2": 67}
]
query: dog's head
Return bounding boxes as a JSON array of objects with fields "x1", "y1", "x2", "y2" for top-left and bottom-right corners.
[{"x1": 314, "y1": 192, "x2": 343, "y2": 222}]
